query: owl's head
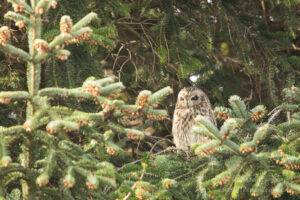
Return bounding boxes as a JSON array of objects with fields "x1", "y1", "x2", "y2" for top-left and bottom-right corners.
[{"x1": 175, "y1": 87, "x2": 207, "y2": 109}]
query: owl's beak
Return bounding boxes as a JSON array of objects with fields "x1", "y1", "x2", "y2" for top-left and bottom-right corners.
[{"x1": 185, "y1": 99, "x2": 190, "y2": 108}]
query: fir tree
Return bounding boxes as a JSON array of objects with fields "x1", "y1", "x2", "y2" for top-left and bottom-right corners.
[
  {"x1": 192, "y1": 90, "x2": 300, "y2": 199},
  {"x1": 0, "y1": 1, "x2": 172, "y2": 199},
  {"x1": 0, "y1": 0, "x2": 300, "y2": 199}
]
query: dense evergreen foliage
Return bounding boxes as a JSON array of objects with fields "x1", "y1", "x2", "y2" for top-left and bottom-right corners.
[{"x1": 0, "y1": 0, "x2": 299, "y2": 199}]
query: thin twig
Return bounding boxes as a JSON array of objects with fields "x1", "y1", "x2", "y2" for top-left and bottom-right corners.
[
  {"x1": 150, "y1": 138, "x2": 170, "y2": 153},
  {"x1": 123, "y1": 167, "x2": 146, "y2": 200},
  {"x1": 140, "y1": 24, "x2": 156, "y2": 71},
  {"x1": 287, "y1": 111, "x2": 291, "y2": 123},
  {"x1": 112, "y1": 44, "x2": 125, "y2": 69},
  {"x1": 117, "y1": 147, "x2": 184, "y2": 172},
  {"x1": 118, "y1": 57, "x2": 130, "y2": 82},
  {"x1": 268, "y1": 108, "x2": 281, "y2": 124},
  {"x1": 174, "y1": 163, "x2": 207, "y2": 181},
  {"x1": 268, "y1": 106, "x2": 281, "y2": 117},
  {"x1": 164, "y1": 34, "x2": 170, "y2": 65}
]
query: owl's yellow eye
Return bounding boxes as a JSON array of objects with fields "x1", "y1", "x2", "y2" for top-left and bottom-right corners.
[{"x1": 191, "y1": 95, "x2": 198, "y2": 101}]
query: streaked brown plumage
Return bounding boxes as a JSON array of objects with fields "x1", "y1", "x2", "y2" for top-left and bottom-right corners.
[{"x1": 172, "y1": 87, "x2": 216, "y2": 150}]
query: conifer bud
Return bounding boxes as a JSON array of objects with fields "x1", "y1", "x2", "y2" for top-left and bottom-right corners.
[
  {"x1": 65, "y1": 31, "x2": 90, "y2": 45},
  {"x1": 56, "y1": 53, "x2": 69, "y2": 60},
  {"x1": 1, "y1": 156, "x2": 12, "y2": 167},
  {"x1": 82, "y1": 81, "x2": 100, "y2": 97},
  {"x1": 286, "y1": 188, "x2": 296, "y2": 195},
  {"x1": 240, "y1": 147, "x2": 253, "y2": 153},
  {"x1": 36, "y1": 173, "x2": 50, "y2": 187},
  {"x1": 0, "y1": 94, "x2": 11, "y2": 104},
  {"x1": 291, "y1": 85, "x2": 296, "y2": 93},
  {"x1": 222, "y1": 134, "x2": 230, "y2": 139},
  {"x1": 75, "y1": 120, "x2": 89, "y2": 126},
  {"x1": 23, "y1": 121, "x2": 33, "y2": 133},
  {"x1": 107, "y1": 92, "x2": 119, "y2": 100},
  {"x1": 251, "y1": 110, "x2": 265, "y2": 121},
  {"x1": 136, "y1": 91, "x2": 151, "y2": 110},
  {"x1": 271, "y1": 183, "x2": 284, "y2": 198},
  {"x1": 283, "y1": 163, "x2": 300, "y2": 170},
  {"x1": 55, "y1": 44, "x2": 61, "y2": 50},
  {"x1": 35, "y1": 6, "x2": 44, "y2": 15},
  {"x1": 251, "y1": 192, "x2": 259, "y2": 197},
  {"x1": 86, "y1": 174, "x2": 98, "y2": 189},
  {"x1": 60, "y1": 16, "x2": 72, "y2": 34},
  {"x1": 0, "y1": 26, "x2": 11, "y2": 46},
  {"x1": 121, "y1": 108, "x2": 133, "y2": 114},
  {"x1": 23, "y1": 119, "x2": 33, "y2": 133},
  {"x1": 127, "y1": 132, "x2": 140, "y2": 140},
  {"x1": 200, "y1": 147, "x2": 216, "y2": 157},
  {"x1": 216, "y1": 111, "x2": 230, "y2": 120},
  {"x1": 162, "y1": 179, "x2": 177, "y2": 189},
  {"x1": 46, "y1": 125, "x2": 56, "y2": 134},
  {"x1": 51, "y1": 0, "x2": 57, "y2": 9},
  {"x1": 146, "y1": 113, "x2": 166, "y2": 120},
  {"x1": 135, "y1": 193, "x2": 147, "y2": 200},
  {"x1": 12, "y1": 3, "x2": 24, "y2": 13},
  {"x1": 218, "y1": 176, "x2": 231, "y2": 186},
  {"x1": 135, "y1": 184, "x2": 150, "y2": 199},
  {"x1": 101, "y1": 103, "x2": 112, "y2": 111},
  {"x1": 106, "y1": 147, "x2": 116, "y2": 155},
  {"x1": 271, "y1": 192, "x2": 280, "y2": 198},
  {"x1": 278, "y1": 149, "x2": 287, "y2": 156},
  {"x1": 135, "y1": 194, "x2": 147, "y2": 199},
  {"x1": 63, "y1": 174, "x2": 76, "y2": 188},
  {"x1": 15, "y1": 21, "x2": 25, "y2": 29},
  {"x1": 34, "y1": 39, "x2": 50, "y2": 53}
]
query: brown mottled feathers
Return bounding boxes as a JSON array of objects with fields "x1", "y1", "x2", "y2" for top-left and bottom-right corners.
[{"x1": 172, "y1": 87, "x2": 216, "y2": 150}]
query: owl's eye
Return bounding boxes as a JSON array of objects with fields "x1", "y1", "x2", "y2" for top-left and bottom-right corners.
[
  {"x1": 180, "y1": 97, "x2": 184, "y2": 101},
  {"x1": 191, "y1": 95, "x2": 199, "y2": 101}
]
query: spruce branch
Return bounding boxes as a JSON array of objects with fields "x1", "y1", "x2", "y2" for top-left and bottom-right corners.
[
  {"x1": 4, "y1": 11, "x2": 31, "y2": 24},
  {"x1": 0, "y1": 91, "x2": 30, "y2": 104},
  {"x1": 0, "y1": 137, "x2": 11, "y2": 167},
  {"x1": 72, "y1": 12, "x2": 98, "y2": 32},
  {"x1": 150, "y1": 86, "x2": 173, "y2": 105},
  {"x1": 0, "y1": 126, "x2": 24, "y2": 136},
  {"x1": 229, "y1": 95, "x2": 249, "y2": 119},
  {"x1": 38, "y1": 87, "x2": 94, "y2": 99},
  {"x1": 46, "y1": 120, "x2": 79, "y2": 134},
  {"x1": 0, "y1": 1, "x2": 176, "y2": 198},
  {"x1": 250, "y1": 170, "x2": 268, "y2": 197},
  {"x1": 72, "y1": 27, "x2": 92, "y2": 37},
  {"x1": 7, "y1": 0, "x2": 33, "y2": 14},
  {"x1": 194, "y1": 115, "x2": 241, "y2": 155},
  {"x1": 100, "y1": 82, "x2": 125, "y2": 96},
  {"x1": 231, "y1": 168, "x2": 252, "y2": 199},
  {"x1": 0, "y1": 164, "x2": 26, "y2": 178},
  {"x1": 35, "y1": 0, "x2": 52, "y2": 14},
  {"x1": 49, "y1": 33, "x2": 72, "y2": 49},
  {"x1": 0, "y1": 44, "x2": 31, "y2": 61}
]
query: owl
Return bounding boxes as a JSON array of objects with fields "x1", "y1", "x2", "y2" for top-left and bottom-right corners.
[{"x1": 172, "y1": 87, "x2": 216, "y2": 150}]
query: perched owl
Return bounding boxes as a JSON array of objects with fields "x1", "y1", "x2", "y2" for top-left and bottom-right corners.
[{"x1": 172, "y1": 87, "x2": 216, "y2": 150}]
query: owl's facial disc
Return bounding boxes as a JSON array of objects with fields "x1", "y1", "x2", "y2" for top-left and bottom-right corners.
[{"x1": 179, "y1": 96, "x2": 190, "y2": 108}]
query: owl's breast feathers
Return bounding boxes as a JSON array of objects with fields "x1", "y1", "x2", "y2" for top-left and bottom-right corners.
[{"x1": 172, "y1": 106, "x2": 215, "y2": 150}]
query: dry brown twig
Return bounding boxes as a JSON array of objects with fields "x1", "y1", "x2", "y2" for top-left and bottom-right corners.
[{"x1": 123, "y1": 167, "x2": 146, "y2": 200}]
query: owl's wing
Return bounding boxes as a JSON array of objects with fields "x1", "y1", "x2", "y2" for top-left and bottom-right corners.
[
  {"x1": 201, "y1": 94, "x2": 217, "y2": 126},
  {"x1": 208, "y1": 107, "x2": 217, "y2": 126}
]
